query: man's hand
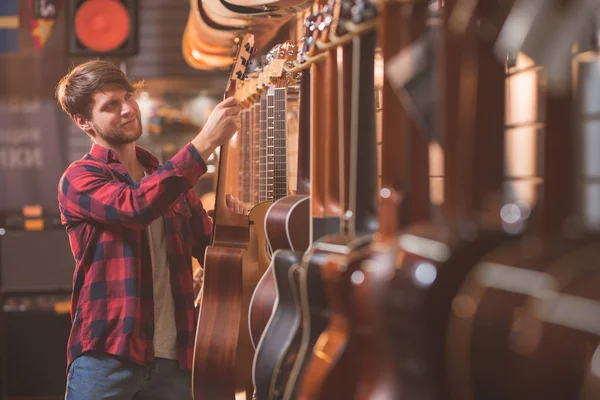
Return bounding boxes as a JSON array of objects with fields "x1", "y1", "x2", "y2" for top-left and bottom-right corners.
[
  {"x1": 226, "y1": 194, "x2": 249, "y2": 215},
  {"x1": 191, "y1": 97, "x2": 241, "y2": 160}
]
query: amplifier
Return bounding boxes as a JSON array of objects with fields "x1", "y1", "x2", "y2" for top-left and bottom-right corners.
[
  {"x1": 0, "y1": 293, "x2": 72, "y2": 399},
  {"x1": 0, "y1": 228, "x2": 74, "y2": 293}
]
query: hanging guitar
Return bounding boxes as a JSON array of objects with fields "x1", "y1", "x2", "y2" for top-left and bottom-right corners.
[
  {"x1": 248, "y1": 40, "x2": 311, "y2": 351},
  {"x1": 251, "y1": 9, "x2": 326, "y2": 399},
  {"x1": 193, "y1": 33, "x2": 258, "y2": 400},
  {"x1": 378, "y1": 1, "x2": 520, "y2": 399}
]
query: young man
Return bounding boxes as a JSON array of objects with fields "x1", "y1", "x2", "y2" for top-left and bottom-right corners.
[{"x1": 56, "y1": 60, "x2": 245, "y2": 399}]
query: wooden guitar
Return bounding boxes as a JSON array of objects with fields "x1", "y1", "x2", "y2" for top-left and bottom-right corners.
[
  {"x1": 251, "y1": 32, "x2": 316, "y2": 400},
  {"x1": 299, "y1": 2, "x2": 432, "y2": 399},
  {"x1": 377, "y1": 1, "x2": 521, "y2": 399},
  {"x1": 292, "y1": 0, "x2": 380, "y2": 397},
  {"x1": 192, "y1": 34, "x2": 257, "y2": 400},
  {"x1": 252, "y1": 7, "x2": 333, "y2": 398},
  {"x1": 445, "y1": 2, "x2": 600, "y2": 399},
  {"x1": 247, "y1": 41, "x2": 305, "y2": 349}
]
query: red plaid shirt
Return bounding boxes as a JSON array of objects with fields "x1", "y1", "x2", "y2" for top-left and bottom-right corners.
[{"x1": 57, "y1": 142, "x2": 212, "y2": 371}]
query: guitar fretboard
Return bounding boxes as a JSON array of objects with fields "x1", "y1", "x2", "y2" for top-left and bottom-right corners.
[
  {"x1": 240, "y1": 108, "x2": 251, "y2": 204},
  {"x1": 274, "y1": 87, "x2": 288, "y2": 200},
  {"x1": 259, "y1": 94, "x2": 268, "y2": 202},
  {"x1": 267, "y1": 86, "x2": 275, "y2": 201},
  {"x1": 252, "y1": 101, "x2": 261, "y2": 204}
]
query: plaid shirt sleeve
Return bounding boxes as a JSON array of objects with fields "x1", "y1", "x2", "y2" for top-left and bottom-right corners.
[{"x1": 58, "y1": 144, "x2": 207, "y2": 230}]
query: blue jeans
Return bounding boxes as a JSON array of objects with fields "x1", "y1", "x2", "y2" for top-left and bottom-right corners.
[{"x1": 65, "y1": 352, "x2": 191, "y2": 400}]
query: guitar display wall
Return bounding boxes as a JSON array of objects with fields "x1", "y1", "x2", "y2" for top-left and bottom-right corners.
[{"x1": 186, "y1": 0, "x2": 600, "y2": 399}]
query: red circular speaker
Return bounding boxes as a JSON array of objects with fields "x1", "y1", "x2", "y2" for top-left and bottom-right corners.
[{"x1": 74, "y1": 0, "x2": 130, "y2": 52}]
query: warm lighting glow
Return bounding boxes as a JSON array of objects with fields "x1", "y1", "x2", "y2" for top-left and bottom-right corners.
[
  {"x1": 374, "y1": 48, "x2": 384, "y2": 89},
  {"x1": 398, "y1": 234, "x2": 450, "y2": 262},
  {"x1": 452, "y1": 294, "x2": 477, "y2": 319},
  {"x1": 590, "y1": 345, "x2": 600, "y2": 377},
  {"x1": 351, "y1": 270, "x2": 365, "y2": 285},
  {"x1": 380, "y1": 188, "x2": 391, "y2": 199},
  {"x1": 413, "y1": 261, "x2": 437, "y2": 287},
  {"x1": 505, "y1": 70, "x2": 539, "y2": 126},
  {"x1": 429, "y1": 141, "x2": 444, "y2": 205},
  {"x1": 504, "y1": 127, "x2": 539, "y2": 178},
  {"x1": 235, "y1": 391, "x2": 247, "y2": 400},
  {"x1": 505, "y1": 52, "x2": 541, "y2": 207}
]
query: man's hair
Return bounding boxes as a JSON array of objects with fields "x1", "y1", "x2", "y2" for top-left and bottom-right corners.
[{"x1": 55, "y1": 60, "x2": 143, "y2": 120}]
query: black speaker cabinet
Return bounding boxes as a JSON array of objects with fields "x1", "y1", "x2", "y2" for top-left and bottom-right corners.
[
  {"x1": 0, "y1": 228, "x2": 74, "y2": 293},
  {"x1": 0, "y1": 293, "x2": 72, "y2": 399},
  {"x1": 67, "y1": 0, "x2": 139, "y2": 57}
]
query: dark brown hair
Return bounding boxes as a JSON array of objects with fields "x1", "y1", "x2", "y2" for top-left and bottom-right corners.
[{"x1": 55, "y1": 60, "x2": 143, "y2": 119}]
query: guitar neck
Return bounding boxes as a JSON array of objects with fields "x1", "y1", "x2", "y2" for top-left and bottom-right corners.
[
  {"x1": 442, "y1": 1, "x2": 506, "y2": 221},
  {"x1": 339, "y1": 42, "x2": 353, "y2": 234},
  {"x1": 252, "y1": 100, "x2": 261, "y2": 204},
  {"x1": 324, "y1": 48, "x2": 342, "y2": 224},
  {"x1": 239, "y1": 107, "x2": 251, "y2": 204},
  {"x1": 381, "y1": 2, "x2": 431, "y2": 230},
  {"x1": 348, "y1": 29, "x2": 379, "y2": 237},
  {"x1": 266, "y1": 85, "x2": 275, "y2": 201},
  {"x1": 296, "y1": 69, "x2": 312, "y2": 196},
  {"x1": 259, "y1": 93, "x2": 268, "y2": 202},
  {"x1": 273, "y1": 86, "x2": 288, "y2": 201}
]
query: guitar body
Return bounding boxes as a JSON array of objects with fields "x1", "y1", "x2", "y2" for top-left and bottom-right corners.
[
  {"x1": 295, "y1": 236, "x2": 372, "y2": 400},
  {"x1": 508, "y1": 242, "x2": 600, "y2": 400},
  {"x1": 217, "y1": 0, "x2": 312, "y2": 18},
  {"x1": 193, "y1": 35, "x2": 258, "y2": 400},
  {"x1": 248, "y1": 195, "x2": 310, "y2": 347},
  {"x1": 265, "y1": 195, "x2": 311, "y2": 252},
  {"x1": 203, "y1": 0, "x2": 310, "y2": 20},
  {"x1": 247, "y1": 200, "x2": 275, "y2": 348},
  {"x1": 382, "y1": 221, "x2": 514, "y2": 400},
  {"x1": 249, "y1": 197, "x2": 311, "y2": 393},
  {"x1": 193, "y1": 229, "x2": 248, "y2": 400},
  {"x1": 447, "y1": 236, "x2": 598, "y2": 400},
  {"x1": 252, "y1": 250, "x2": 303, "y2": 400},
  {"x1": 280, "y1": 234, "x2": 356, "y2": 400}
]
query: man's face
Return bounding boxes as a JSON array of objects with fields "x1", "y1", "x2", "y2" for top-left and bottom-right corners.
[{"x1": 78, "y1": 86, "x2": 142, "y2": 146}]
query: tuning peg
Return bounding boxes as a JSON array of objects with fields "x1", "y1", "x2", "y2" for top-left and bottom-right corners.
[
  {"x1": 244, "y1": 43, "x2": 257, "y2": 54},
  {"x1": 236, "y1": 71, "x2": 244, "y2": 79},
  {"x1": 240, "y1": 56, "x2": 248, "y2": 66}
]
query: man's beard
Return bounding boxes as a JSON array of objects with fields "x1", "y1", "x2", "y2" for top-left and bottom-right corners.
[{"x1": 93, "y1": 116, "x2": 142, "y2": 147}]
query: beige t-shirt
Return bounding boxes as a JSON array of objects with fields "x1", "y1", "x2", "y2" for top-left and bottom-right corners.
[{"x1": 140, "y1": 171, "x2": 177, "y2": 360}]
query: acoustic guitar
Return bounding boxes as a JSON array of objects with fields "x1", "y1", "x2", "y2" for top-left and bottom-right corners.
[
  {"x1": 251, "y1": 22, "x2": 318, "y2": 400},
  {"x1": 377, "y1": 1, "x2": 520, "y2": 398},
  {"x1": 285, "y1": 0, "x2": 380, "y2": 398},
  {"x1": 192, "y1": 34, "x2": 257, "y2": 400},
  {"x1": 446, "y1": 3, "x2": 600, "y2": 399},
  {"x1": 252, "y1": 6, "x2": 336, "y2": 398}
]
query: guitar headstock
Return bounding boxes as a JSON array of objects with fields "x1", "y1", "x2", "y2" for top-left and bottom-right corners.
[
  {"x1": 225, "y1": 33, "x2": 256, "y2": 98},
  {"x1": 349, "y1": 0, "x2": 377, "y2": 24},
  {"x1": 318, "y1": 0, "x2": 339, "y2": 44},
  {"x1": 270, "y1": 41, "x2": 298, "y2": 86},
  {"x1": 303, "y1": 10, "x2": 324, "y2": 59},
  {"x1": 336, "y1": 0, "x2": 354, "y2": 37}
]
